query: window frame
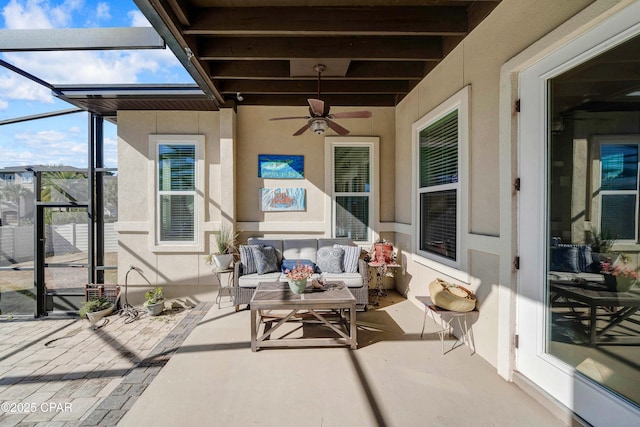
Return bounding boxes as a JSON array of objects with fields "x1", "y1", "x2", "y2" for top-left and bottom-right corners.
[
  {"x1": 148, "y1": 134, "x2": 205, "y2": 252},
  {"x1": 324, "y1": 137, "x2": 379, "y2": 245},
  {"x1": 412, "y1": 86, "x2": 469, "y2": 271},
  {"x1": 592, "y1": 135, "x2": 640, "y2": 244}
]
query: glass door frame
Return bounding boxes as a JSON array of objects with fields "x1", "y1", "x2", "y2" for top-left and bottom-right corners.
[{"x1": 516, "y1": 3, "x2": 640, "y2": 425}]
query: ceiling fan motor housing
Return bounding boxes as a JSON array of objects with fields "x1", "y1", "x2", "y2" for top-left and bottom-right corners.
[{"x1": 311, "y1": 119, "x2": 328, "y2": 134}]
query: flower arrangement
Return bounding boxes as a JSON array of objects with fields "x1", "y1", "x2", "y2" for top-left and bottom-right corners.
[
  {"x1": 600, "y1": 259, "x2": 640, "y2": 280},
  {"x1": 284, "y1": 263, "x2": 314, "y2": 281}
]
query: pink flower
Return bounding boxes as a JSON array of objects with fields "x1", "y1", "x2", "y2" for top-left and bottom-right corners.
[{"x1": 285, "y1": 263, "x2": 314, "y2": 281}]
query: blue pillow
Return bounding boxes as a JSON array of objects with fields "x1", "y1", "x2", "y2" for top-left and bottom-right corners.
[
  {"x1": 550, "y1": 246, "x2": 579, "y2": 273},
  {"x1": 281, "y1": 259, "x2": 316, "y2": 273}
]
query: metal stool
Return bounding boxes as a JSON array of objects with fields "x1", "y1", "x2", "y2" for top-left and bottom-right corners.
[{"x1": 417, "y1": 296, "x2": 478, "y2": 355}]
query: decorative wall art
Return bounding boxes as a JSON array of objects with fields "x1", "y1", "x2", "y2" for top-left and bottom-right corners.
[
  {"x1": 258, "y1": 154, "x2": 304, "y2": 179},
  {"x1": 260, "y1": 188, "x2": 306, "y2": 211}
]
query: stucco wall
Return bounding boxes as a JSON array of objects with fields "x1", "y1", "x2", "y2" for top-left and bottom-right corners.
[
  {"x1": 235, "y1": 105, "x2": 395, "y2": 239},
  {"x1": 116, "y1": 110, "x2": 232, "y2": 303},
  {"x1": 395, "y1": 0, "x2": 595, "y2": 368}
]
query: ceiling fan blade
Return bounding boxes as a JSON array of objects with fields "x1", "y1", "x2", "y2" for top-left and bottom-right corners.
[
  {"x1": 269, "y1": 116, "x2": 310, "y2": 121},
  {"x1": 329, "y1": 110, "x2": 372, "y2": 119},
  {"x1": 326, "y1": 119, "x2": 350, "y2": 136},
  {"x1": 293, "y1": 123, "x2": 311, "y2": 136},
  {"x1": 307, "y1": 98, "x2": 325, "y2": 116}
]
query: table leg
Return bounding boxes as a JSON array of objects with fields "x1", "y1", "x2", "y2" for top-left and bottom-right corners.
[
  {"x1": 350, "y1": 304, "x2": 357, "y2": 349},
  {"x1": 251, "y1": 308, "x2": 257, "y2": 352},
  {"x1": 589, "y1": 303, "x2": 597, "y2": 347}
]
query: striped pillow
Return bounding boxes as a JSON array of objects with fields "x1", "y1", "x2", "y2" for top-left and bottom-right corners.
[
  {"x1": 239, "y1": 244, "x2": 261, "y2": 275},
  {"x1": 334, "y1": 244, "x2": 360, "y2": 273}
]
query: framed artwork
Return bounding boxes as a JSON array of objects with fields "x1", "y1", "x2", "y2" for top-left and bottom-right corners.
[
  {"x1": 258, "y1": 154, "x2": 304, "y2": 179},
  {"x1": 260, "y1": 188, "x2": 306, "y2": 211}
]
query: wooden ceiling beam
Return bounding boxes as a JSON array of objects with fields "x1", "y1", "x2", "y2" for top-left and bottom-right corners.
[
  {"x1": 198, "y1": 36, "x2": 442, "y2": 61},
  {"x1": 184, "y1": 6, "x2": 468, "y2": 36},
  {"x1": 208, "y1": 60, "x2": 430, "y2": 80},
  {"x1": 216, "y1": 79, "x2": 410, "y2": 94},
  {"x1": 236, "y1": 93, "x2": 398, "y2": 107}
]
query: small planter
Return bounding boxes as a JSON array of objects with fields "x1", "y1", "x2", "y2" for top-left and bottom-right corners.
[
  {"x1": 212, "y1": 254, "x2": 234, "y2": 270},
  {"x1": 86, "y1": 304, "x2": 114, "y2": 324},
  {"x1": 145, "y1": 301, "x2": 165, "y2": 316},
  {"x1": 603, "y1": 274, "x2": 636, "y2": 292},
  {"x1": 288, "y1": 279, "x2": 308, "y2": 294}
]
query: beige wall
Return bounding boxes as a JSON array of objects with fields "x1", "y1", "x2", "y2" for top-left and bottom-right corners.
[
  {"x1": 235, "y1": 105, "x2": 395, "y2": 239},
  {"x1": 395, "y1": 0, "x2": 595, "y2": 368},
  {"x1": 116, "y1": 110, "x2": 234, "y2": 304}
]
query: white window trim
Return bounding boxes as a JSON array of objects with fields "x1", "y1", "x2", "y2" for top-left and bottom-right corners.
[
  {"x1": 324, "y1": 136, "x2": 379, "y2": 245},
  {"x1": 411, "y1": 85, "x2": 470, "y2": 272},
  {"x1": 148, "y1": 134, "x2": 205, "y2": 253},
  {"x1": 591, "y1": 135, "x2": 640, "y2": 245}
]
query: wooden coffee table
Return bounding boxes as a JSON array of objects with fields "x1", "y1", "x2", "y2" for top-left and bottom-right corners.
[{"x1": 250, "y1": 281, "x2": 357, "y2": 352}]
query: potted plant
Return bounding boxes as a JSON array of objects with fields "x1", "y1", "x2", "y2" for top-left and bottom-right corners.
[
  {"x1": 79, "y1": 297, "x2": 114, "y2": 324},
  {"x1": 599, "y1": 254, "x2": 639, "y2": 292},
  {"x1": 206, "y1": 223, "x2": 238, "y2": 270},
  {"x1": 283, "y1": 263, "x2": 315, "y2": 294},
  {"x1": 144, "y1": 287, "x2": 165, "y2": 316}
]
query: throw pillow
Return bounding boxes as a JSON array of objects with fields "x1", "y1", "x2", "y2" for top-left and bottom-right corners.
[
  {"x1": 316, "y1": 247, "x2": 345, "y2": 274},
  {"x1": 251, "y1": 246, "x2": 279, "y2": 275},
  {"x1": 239, "y1": 244, "x2": 260, "y2": 275},
  {"x1": 281, "y1": 259, "x2": 316, "y2": 274},
  {"x1": 550, "y1": 246, "x2": 580, "y2": 273},
  {"x1": 557, "y1": 244, "x2": 592, "y2": 273},
  {"x1": 333, "y1": 244, "x2": 360, "y2": 273}
]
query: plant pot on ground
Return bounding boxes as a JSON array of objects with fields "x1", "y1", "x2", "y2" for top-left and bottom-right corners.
[
  {"x1": 144, "y1": 287, "x2": 165, "y2": 316},
  {"x1": 79, "y1": 297, "x2": 114, "y2": 324}
]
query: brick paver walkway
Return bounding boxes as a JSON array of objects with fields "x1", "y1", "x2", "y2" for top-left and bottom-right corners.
[{"x1": 0, "y1": 302, "x2": 210, "y2": 426}]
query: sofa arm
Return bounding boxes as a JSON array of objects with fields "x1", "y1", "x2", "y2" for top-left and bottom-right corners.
[
  {"x1": 358, "y1": 258, "x2": 368, "y2": 285},
  {"x1": 234, "y1": 262, "x2": 244, "y2": 288}
]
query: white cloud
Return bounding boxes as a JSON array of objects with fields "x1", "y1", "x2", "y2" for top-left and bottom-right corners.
[
  {"x1": 95, "y1": 2, "x2": 110, "y2": 21},
  {"x1": 0, "y1": 99, "x2": 8, "y2": 110},
  {"x1": 128, "y1": 10, "x2": 151, "y2": 27},
  {"x1": 0, "y1": 72, "x2": 53, "y2": 103},
  {"x1": 2, "y1": 0, "x2": 82, "y2": 29}
]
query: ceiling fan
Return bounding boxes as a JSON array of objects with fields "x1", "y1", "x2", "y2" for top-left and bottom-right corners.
[{"x1": 269, "y1": 64, "x2": 372, "y2": 136}]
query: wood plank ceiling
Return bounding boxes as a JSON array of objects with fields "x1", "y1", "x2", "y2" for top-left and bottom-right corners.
[{"x1": 135, "y1": 0, "x2": 502, "y2": 108}]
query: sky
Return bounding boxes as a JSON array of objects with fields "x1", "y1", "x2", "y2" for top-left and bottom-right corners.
[{"x1": 0, "y1": 0, "x2": 193, "y2": 169}]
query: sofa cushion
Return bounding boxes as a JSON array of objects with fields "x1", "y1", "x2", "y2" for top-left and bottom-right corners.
[
  {"x1": 550, "y1": 246, "x2": 579, "y2": 273},
  {"x1": 281, "y1": 259, "x2": 316, "y2": 274},
  {"x1": 334, "y1": 244, "x2": 360, "y2": 273},
  {"x1": 557, "y1": 243, "x2": 592, "y2": 272},
  {"x1": 321, "y1": 272, "x2": 364, "y2": 288},
  {"x1": 316, "y1": 246, "x2": 345, "y2": 273},
  {"x1": 239, "y1": 244, "x2": 261, "y2": 275},
  {"x1": 252, "y1": 246, "x2": 280, "y2": 274},
  {"x1": 238, "y1": 272, "x2": 282, "y2": 288},
  {"x1": 283, "y1": 239, "x2": 318, "y2": 263},
  {"x1": 248, "y1": 238, "x2": 284, "y2": 264}
]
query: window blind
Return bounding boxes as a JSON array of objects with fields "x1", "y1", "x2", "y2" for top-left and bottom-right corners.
[
  {"x1": 419, "y1": 110, "x2": 458, "y2": 188},
  {"x1": 420, "y1": 190, "x2": 457, "y2": 260},
  {"x1": 333, "y1": 145, "x2": 371, "y2": 241},
  {"x1": 334, "y1": 146, "x2": 370, "y2": 193},
  {"x1": 158, "y1": 144, "x2": 196, "y2": 242}
]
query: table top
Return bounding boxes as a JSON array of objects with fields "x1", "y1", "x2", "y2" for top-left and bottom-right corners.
[
  {"x1": 250, "y1": 281, "x2": 355, "y2": 309},
  {"x1": 550, "y1": 282, "x2": 640, "y2": 306}
]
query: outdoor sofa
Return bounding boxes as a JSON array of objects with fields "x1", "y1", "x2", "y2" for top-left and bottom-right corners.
[{"x1": 234, "y1": 237, "x2": 369, "y2": 310}]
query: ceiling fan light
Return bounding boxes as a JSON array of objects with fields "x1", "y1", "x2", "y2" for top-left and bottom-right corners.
[{"x1": 311, "y1": 119, "x2": 328, "y2": 134}]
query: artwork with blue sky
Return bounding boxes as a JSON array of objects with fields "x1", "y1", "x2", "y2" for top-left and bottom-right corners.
[{"x1": 0, "y1": 0, "x2": 193, "y2": 168}]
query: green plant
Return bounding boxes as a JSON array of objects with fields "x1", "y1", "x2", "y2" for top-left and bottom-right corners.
[
  {"x1": 586, "y1": 227, "x2": 616, "y2": 253},
  {"x1": 79, "y1": 297, "x2": 112, "y2": 318},
  {"x1": 144, "y1": 287, "x2": 165, "y2": 306},
  {"x1": 214, "y1": 223, "x2": 238, "y2": 255}
]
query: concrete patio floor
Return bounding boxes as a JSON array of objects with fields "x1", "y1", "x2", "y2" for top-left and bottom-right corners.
[{"x1": 0, "y1": 292, "x2": 576, "y2": 426}]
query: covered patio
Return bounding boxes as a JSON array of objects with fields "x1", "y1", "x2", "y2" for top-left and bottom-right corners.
[{"x1": 0, "y1": 294, "x2": 567, "y2": 426}]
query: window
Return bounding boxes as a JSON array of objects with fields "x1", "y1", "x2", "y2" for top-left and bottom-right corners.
[
  {"x1": 595, "y1": 137, "x2": 639, "y2": 242},
  {"x1": 413, "y1": 86, "x2": 468, "y2": 267},
  {"x1": 325, "y1": 137, "x2": 378, "y2": 244},
  {"x1": 149, "y1": 135, "x2": 204, "y2": 251}
]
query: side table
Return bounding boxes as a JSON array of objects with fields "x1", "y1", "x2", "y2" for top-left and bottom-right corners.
[
  {"x1": 214, "y1": 267, "x2": 234, "y2": 308},
  {"x1": 368, "y1": 261, "x2": 401, "y2": 306},
  {"x1": 416, "y1": 296, "x2": 478, "y2": 355}
]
